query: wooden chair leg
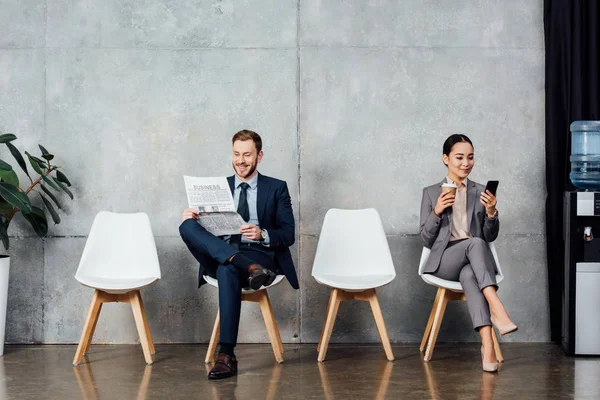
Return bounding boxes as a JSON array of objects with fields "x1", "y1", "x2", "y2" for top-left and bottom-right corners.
[
  {"x1": 420, "y1": 288, "x2": 443, "y2": 352},
  {"x1": 74, "y1": 290, "x2": 103, "y2": 366},
  {"x1": 318, "y1": 289, "x2": 342, "y2": 363},
  {"x1": 137, "y1": 294, "x2": 156, "y2": 355},
  {"x1": 258, "y1": 291, "x2": 284, "y2": 363},
  {"x1": 268, "y1": 305, "x2": 284, "y2": 355},
  {"x1": 129, "y1": 291, "x2": 154, "y2": 365},
  {"x1": 424, "y1": 289, "x2": 449, "y2": 362},
  {"x1": 491, "y1": 327, "x2": 504, "y2": 362},
  {"x1": 317, "y1": 293, "x2": 333, "y2": 352},
  {"x1": 83, "y1": 312, "x2": 101, "y2": 356},
  {"x1": 205, "y1": 310, "x2": 220, "y2": 364},
  {"x1": 366, "y1": 289, "x2": 395, "y2": 361}
]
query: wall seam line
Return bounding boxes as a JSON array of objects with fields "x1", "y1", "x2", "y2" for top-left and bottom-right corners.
[{"x1": 296, "y1": 0, "x2": 302, "y2": 345}]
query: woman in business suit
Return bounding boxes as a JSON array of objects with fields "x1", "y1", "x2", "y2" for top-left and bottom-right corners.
[{"x1": 420, "y1": 134, "x2": 517, "y2": 372}]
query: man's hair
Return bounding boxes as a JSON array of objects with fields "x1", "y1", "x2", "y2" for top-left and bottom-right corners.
[{"x1": 232, "y1": 130, "x2": 262, "y2": 152}]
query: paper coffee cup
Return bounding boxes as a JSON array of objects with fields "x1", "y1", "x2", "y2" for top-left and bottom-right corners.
[{"x1": 441, "y1": 183, "x2": 457, "y2": 195}]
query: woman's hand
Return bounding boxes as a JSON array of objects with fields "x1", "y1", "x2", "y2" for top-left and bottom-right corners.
[
  {"x1": 480, "y1": 190, "x2": 497, "y2": 217},
  {"x1": 434, "y1": 192, "x2": 455, "y2": 216}
]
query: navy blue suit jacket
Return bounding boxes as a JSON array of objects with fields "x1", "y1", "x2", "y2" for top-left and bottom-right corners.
[{"x1": 226, "y1": 173, "x2": 299, "y2": 289}]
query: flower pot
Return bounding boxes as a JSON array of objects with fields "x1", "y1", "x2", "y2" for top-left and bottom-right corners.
[{"x1": 0, "y1": 255, "x2": 9, "y2": 356}]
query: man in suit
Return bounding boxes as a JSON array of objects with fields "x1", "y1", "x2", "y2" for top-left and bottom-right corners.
[{"x1": 179, "y1": 130, "x2": 298, "y2": 380}]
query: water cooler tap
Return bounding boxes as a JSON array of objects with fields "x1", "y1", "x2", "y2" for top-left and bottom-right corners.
[{"x1": 584, "y1": 226, "x2": 594, "y2": 242}]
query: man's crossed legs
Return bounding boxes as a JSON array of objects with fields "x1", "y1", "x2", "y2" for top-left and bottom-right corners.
[{"x1": 179, "y1": 219, "x2": 277, "y2": 379}]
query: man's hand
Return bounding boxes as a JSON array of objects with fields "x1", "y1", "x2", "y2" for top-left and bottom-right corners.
[
  {"x1": 240, "y1": 224, "x2": 262, "y2": 241},
  {"x1": 181, "y1": 208, "x2": 199, "y2": 222}
]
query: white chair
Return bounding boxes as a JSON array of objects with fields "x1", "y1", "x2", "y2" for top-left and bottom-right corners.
[
  {"x1": 418, "y1": 241, "x2": 504, "y2": 362},
  {"x1": 312, "y1": 208, "x2": 396, "y2": 362},
  {"x1": 73, "y1": 211, "x2": 161, "y2": 366},
  {"x1": 204, "y1": 274, "x2": 286, "y2": 364}
]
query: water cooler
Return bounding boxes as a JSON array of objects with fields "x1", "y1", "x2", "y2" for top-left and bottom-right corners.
[
  {"x1": 562, "y1": 121, "x2": 600, "y2": 355},
  {"x1": 563, "y1": 192, "x2": 600, "y2": 355}
]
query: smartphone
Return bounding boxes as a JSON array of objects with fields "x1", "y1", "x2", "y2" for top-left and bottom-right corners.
[{"x1": 485, "y1": 180, "x2": 499, "y2": 196}]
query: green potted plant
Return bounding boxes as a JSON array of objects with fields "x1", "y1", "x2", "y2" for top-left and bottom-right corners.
[{"x1": 0, "y1": 133, "x2": 74, "y2": 355}]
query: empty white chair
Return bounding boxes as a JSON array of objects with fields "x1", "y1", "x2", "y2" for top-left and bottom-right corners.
[
  {"x1": 203, "y1": 274, "x2": 286, "y2": 364},
  {"x1": 418, "y1": 242, "x2": 504, "y2": 362},
  {"x1": 73, "y1": 211, "x2": 161, "y2": 366},
  {"x1": 312, "y1": 208, "x2": 396, "y2": 362}
]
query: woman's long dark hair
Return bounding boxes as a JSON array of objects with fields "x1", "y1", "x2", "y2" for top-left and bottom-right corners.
[{"x1": 443, "y1": 134, "x2": 473, "y2": 156}]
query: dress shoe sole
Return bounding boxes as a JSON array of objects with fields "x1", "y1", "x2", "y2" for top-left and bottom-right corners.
[
  {"x1": 208, "y1": 371, "x2": 237, "y2": 380},
  {"x1": 498, "y1": 326, "x2": 518, "y2": 337},
  {"x1": 248, "y1": 273, "x2": 269, "y2": 290},
  {"x1": 248, "y1": 270, "x2": 276, "y2": 290},
  {"x1": 490, "y1": 316, "x2": 518, "y2": 336}
]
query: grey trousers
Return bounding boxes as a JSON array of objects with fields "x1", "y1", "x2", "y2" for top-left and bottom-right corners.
[{"x1": 431, "y1": 237, "x2": 497, "y2": 330}]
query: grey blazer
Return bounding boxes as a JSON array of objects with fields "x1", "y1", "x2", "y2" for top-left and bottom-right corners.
[{"x1": 419, "y1": 178, "x2": 500, "y2": 274}]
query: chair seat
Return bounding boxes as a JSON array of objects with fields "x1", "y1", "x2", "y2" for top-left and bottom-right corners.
[
  {"x1": 421, "y1": 273, "x2": 504, "y2": 293},
  {"x1": 76, "y1": 275, "x2": 159, "y2": 294},
  {"x1": 203, "y1": 274, "x2": 286, "y2": 293},
  {"x1": 314, "y1": 274, "x2": 395, "y2": 291}
]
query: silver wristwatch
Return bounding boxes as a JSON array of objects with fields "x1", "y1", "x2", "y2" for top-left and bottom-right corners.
[{"x1": 260, "y1": 229, "x2": 268, "y2": 242}]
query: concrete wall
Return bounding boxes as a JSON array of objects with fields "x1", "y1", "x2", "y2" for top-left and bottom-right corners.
[{"x1": 1, "y1": 1, "x2": 546, "y2": 344}]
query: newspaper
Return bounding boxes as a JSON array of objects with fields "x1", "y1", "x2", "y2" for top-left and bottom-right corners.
[{"x1": 183, "y1": 176, "x2": 245, "y2": 236}]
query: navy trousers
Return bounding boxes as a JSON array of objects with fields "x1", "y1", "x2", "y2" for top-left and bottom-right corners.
[{"x1": 179, "y1": 219, "x2": 276, "y2": 345}]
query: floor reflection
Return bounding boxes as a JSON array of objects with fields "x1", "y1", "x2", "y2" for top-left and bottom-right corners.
[
  {"x1": 575, "y1": 358, "x2": 600, "y2": 399},
  {"x1": 203, "y1": 361, "x2": 282, "y2": 400},
  {"x1": 0, "y1": 358, "x2": 6, "y2": 399},
  {"x1": 74, "y1": 362, "x2": 152, "y2": 400},
  {"x1": 318, "y1": 360, "x2": 393, "y2": 400},
  {"x1": 423, "y1": 358, "x2": 498, "y2": 400}
]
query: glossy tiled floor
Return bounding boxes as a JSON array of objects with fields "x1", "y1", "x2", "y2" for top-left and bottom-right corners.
[{"x1": 0, "y1": 343, "x2": 598, "y2": 399}]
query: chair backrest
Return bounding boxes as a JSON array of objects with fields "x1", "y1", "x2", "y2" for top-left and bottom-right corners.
[
  {"x1": 75, "y1": 211, "x2": 161, "y2": 280},
  {"x1": 311, "y1": 208, "x2": 396, "y2": 279},
  {"x1": 418, "y1": 241, "x2": 504, "y2": 282}
]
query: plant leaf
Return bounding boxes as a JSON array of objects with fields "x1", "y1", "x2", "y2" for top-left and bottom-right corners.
[
  {"x1": 22, "y1": 206, "x2": 48, "y2": 237},
  {"x1": 0, "y1": 217, "x2": 9, "y2": 250},
  {"x1": 40, "y1": 194, "x2": 60, "y2": 224},
  {"x1": 42, "y1": 174, "x2": 60, "y2": 191},
  {"x1": 0, "y1": 199, "x2": 13, "y2": 218},
  {"x1": 0, "y1": 169, "x2": 19, "y2": 186},
  {"x1": 56, "y1": 170, "x2": 71, "y2": 187},
  {"x1": 0, "y1": 183, "x2": 32, "y2": 213},
  {"x1": 25, "y1": 152, "x2": 43, "y2": 175},
  {"x1": 6, "y1": 142, "x2": 30, "y2": 179},
  {"x1": 53, "y1": 177, "x2": 73, "y2": 199},
  {"x1": 33, "y1": 156, "x2": 47, "y2": 168},
  {"x1": 39, "y1": 144, "x2": 54, "y2": 161},
  {"x1": 41, "y1": 184, "x2": 62, "y2": 210},
  {"x1": 25, "y1": 152, "x2": 46, "y2": 169},
  {"x1": 0, "y1": 134, "x2": 16, "y2": 144},
  {"x1": 0, "y1": 159, "x2": 12, "y2": 171}
]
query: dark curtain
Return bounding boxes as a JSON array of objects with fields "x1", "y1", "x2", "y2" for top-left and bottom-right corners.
[{"x1": 544, "y1": 0, "x2": 600, "y2": 342}]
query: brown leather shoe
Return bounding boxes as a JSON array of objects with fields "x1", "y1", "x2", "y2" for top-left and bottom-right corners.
[
  {"x1": 247, "y1": 264, "x2": 276, "y2": 290},
  {"x1": 207, "y1": 353, "x2": 238, "y2": 380}
]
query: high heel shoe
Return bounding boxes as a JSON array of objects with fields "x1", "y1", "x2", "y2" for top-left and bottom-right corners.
[
  {"x1": 490, "y1": 315, "x2": 518, "y2": 336},
  {"x1": 481, "y1": 346, "x2": 498, "y2": 373}
]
